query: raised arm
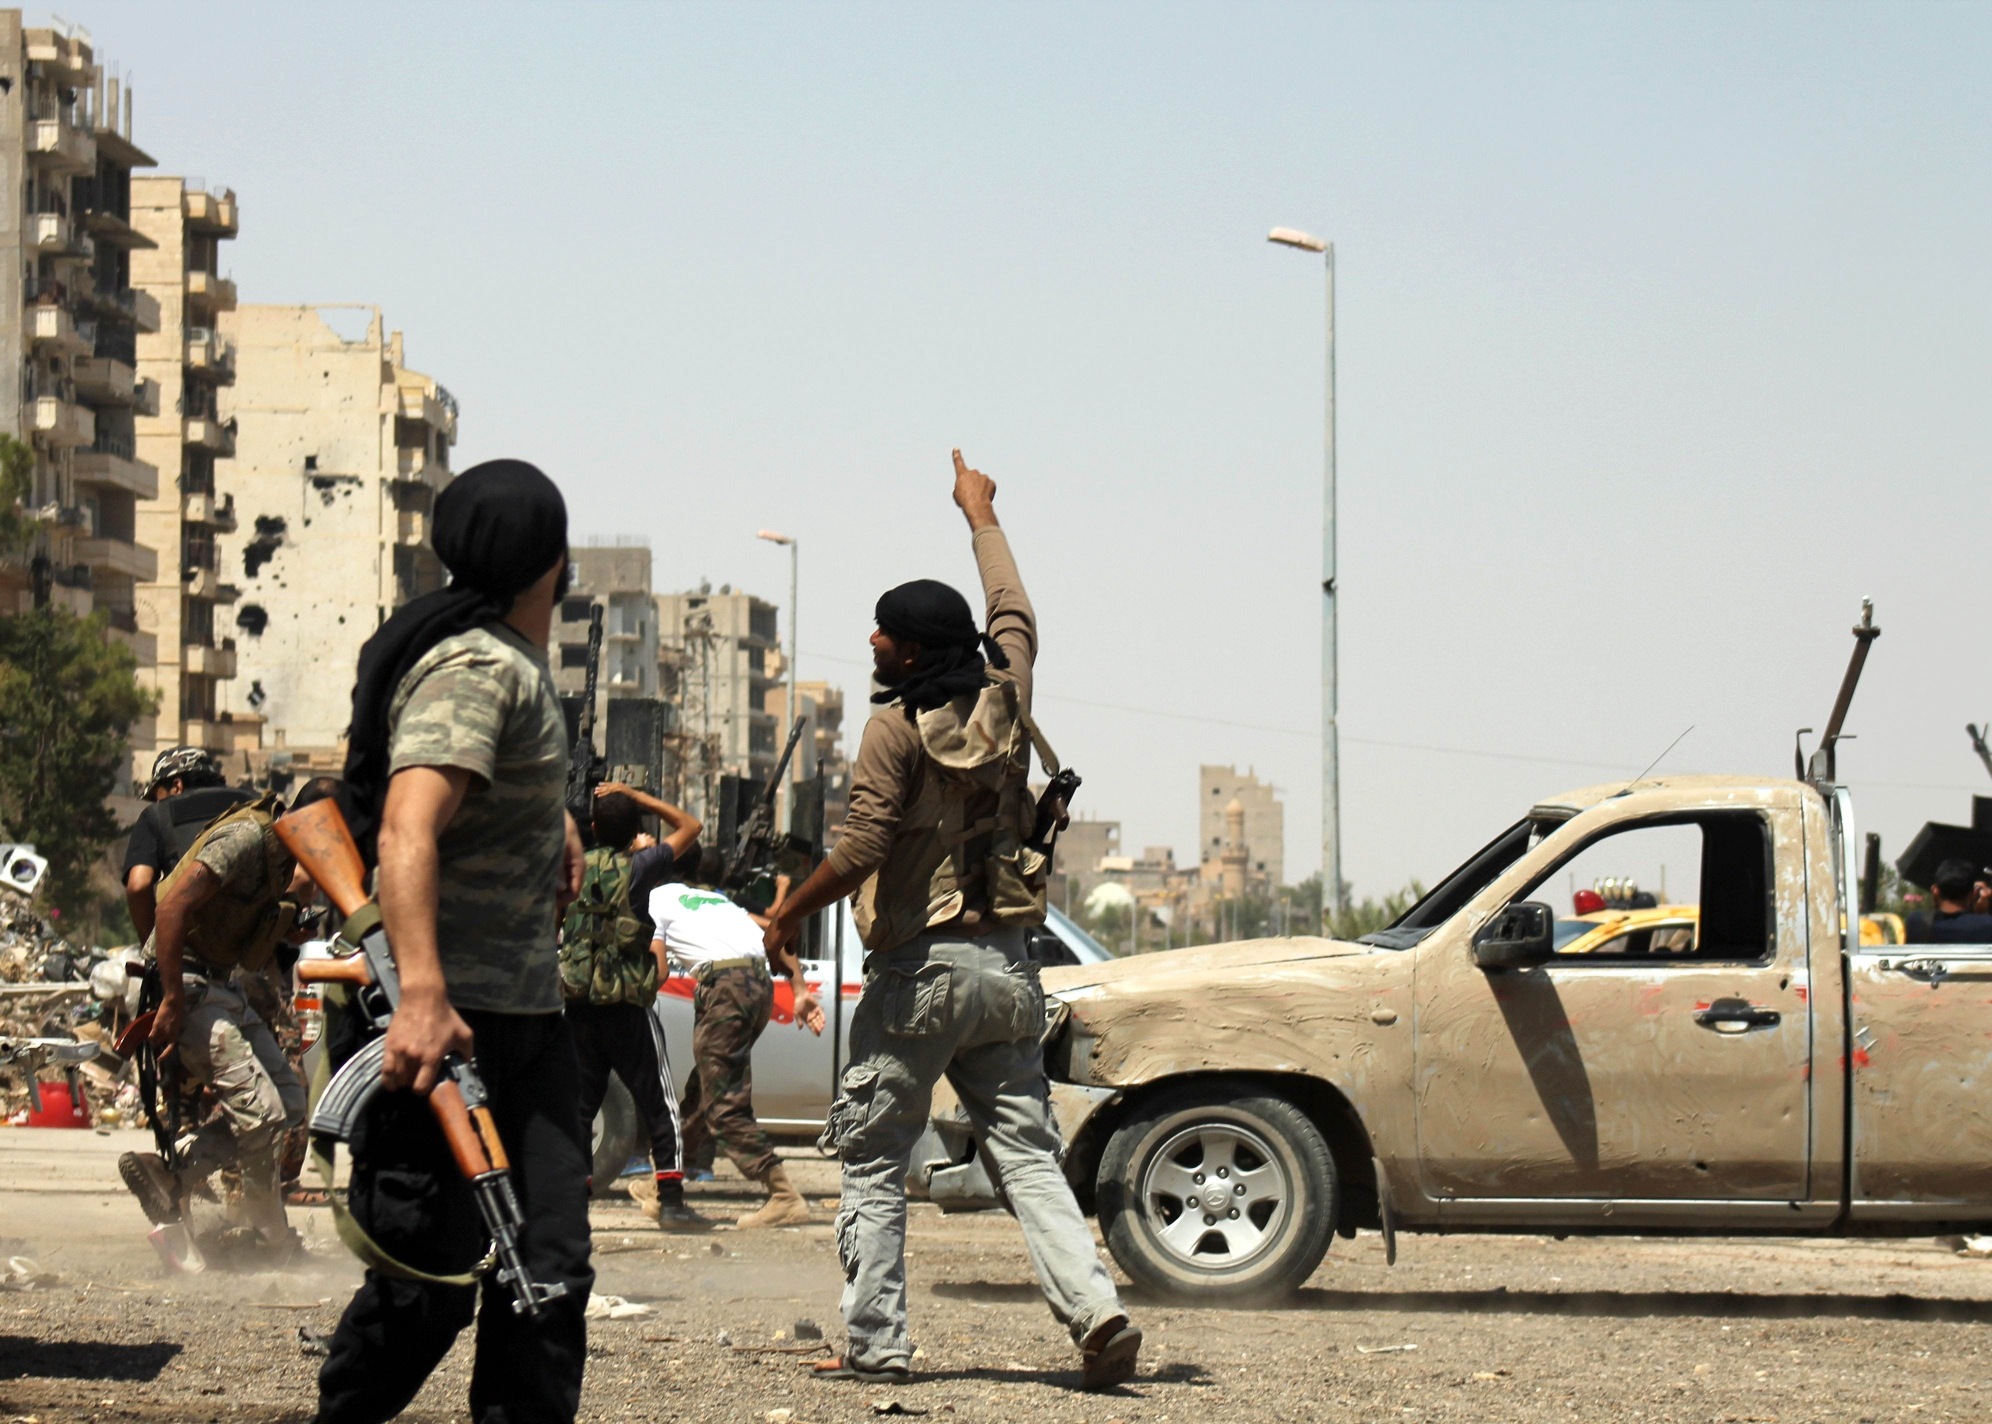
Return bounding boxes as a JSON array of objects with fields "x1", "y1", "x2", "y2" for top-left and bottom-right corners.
[
  {"x1": 596, "y1": 781, "x2": 703, "y2": 859},
  {"x1": 953, "y1": 449, "x2": 1037, "y2": 705}
]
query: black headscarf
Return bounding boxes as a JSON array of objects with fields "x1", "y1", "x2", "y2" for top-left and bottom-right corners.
[
  {"x1": 871, "y1": 578, "x2": 1010, "y2": 714},
  {"x1": 341, "y1": 460, "x2": 569, "y2": 855}
]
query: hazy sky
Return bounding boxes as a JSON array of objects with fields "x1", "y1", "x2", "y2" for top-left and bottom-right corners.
[{"x1": 78, "y1": 1, "x2": 1992, "y2": 901}]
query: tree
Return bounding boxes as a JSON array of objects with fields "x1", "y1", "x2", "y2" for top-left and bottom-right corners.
[
  {"x1": 0, "y1": 605, "x2": 156, "y2": 918},
  {"x1": 0, "y1": 435, "x2": 37, "y2": 559},
  {"x1": 1325, "y1": 879, "x2": 1426, "y2": 942}
]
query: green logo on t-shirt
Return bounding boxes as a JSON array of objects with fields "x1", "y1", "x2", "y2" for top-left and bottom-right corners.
[{"x1": 677, "y1": 891, "x2": 731, "y2": 912}]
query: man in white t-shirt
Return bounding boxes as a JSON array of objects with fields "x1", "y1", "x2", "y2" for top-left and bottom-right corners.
[{"x1": 648, "y1": 848, "x2": 824, "y2": 1228}]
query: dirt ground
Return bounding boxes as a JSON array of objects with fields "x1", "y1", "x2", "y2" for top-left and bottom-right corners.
[{"x1": 4, "y1": 1130, "x2": 1991, "y2": 1424}]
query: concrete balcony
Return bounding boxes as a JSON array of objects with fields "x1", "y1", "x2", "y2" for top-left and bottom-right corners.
[
  {"x1": 183, "y1": 417, "x2": 235, "y2": 456},
  {"x1": 73, "y1": 449, "x2": 159, "y2": 500},
  {"x1": 183, "y1": 491, "x2": 238, "y2": 533},
  {"x1": 183, "y1": 641, "x2": 236, "y2": 679},
  {"x1": 184, "y1": 332, "x2": 236, "y2": 384},
  {"x1": 72, "y1": 355, "x2": 137, "y2": 406},
  {"x1": 82, "y1": 208, "x2": 157, "y2": 252},
  {"x1": 28, "y1": 306, "x2": 91, "y2": 357},
  {"x1": 32, "y1": 396, "x2": 95, "y2": 448},
  {"x1": 133, "y1": 376, "x2": 160, "y2": 418},
  {"x1": 122, "y1": 288, "x2": 161, "y2": 334},
  {"x1": 184, "y1": 566, "x2": 241, "y2": 603},
  {"x1": 24, "y1": 30, "x2": 93, "y2": 84},
  {"x1": 394, "y1": 445, "x2": 450, "y2": 487},
  {"x1": 75, "y1": 537, "x2": 158, "y2": 583},
  {"x1": 29, "y1": 212, "x2": 86, "y2": 257},
  {"x1": 184, "y1": 270, "x2": 237, "y2": 317},
  {"x1": 28, "y1": 116, "x2": 95, "y2": 174},
  {"x1": 184, "y1": 189, "x2": 238, "y2": 237},
  {"x1": 104, "y1": 623, "x2": 157, "y2": 666}
]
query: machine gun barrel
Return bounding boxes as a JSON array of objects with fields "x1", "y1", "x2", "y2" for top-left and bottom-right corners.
[
  {"x1": 277, "y1": 797, "x2": 568, "y2": 1320},
  {"x1": 1806, "y1": 598, "x2": 1880, "y2": 786},
  {"x1": 566, "y1": 604, "x2": 605, "y2": 820},
  {"x1": 724, "y1": 715, "x2": 808, "y2": 886}
]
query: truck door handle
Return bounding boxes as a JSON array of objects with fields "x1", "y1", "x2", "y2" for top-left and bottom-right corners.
[{"x1": 1694, "y1": 999, "x2": 1781, "y2": 1032}]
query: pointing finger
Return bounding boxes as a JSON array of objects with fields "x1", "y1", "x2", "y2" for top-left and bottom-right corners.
[{"x1": 952, "y1": 449, "x2": 968, "y2": 476}]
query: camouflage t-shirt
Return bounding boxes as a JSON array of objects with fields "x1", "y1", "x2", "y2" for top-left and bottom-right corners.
[
  {"x1": 143, "y1": 817, "x2": 294, "y2": 971},
  {"x1": 387, "y1": 622, "x2": 569, "y2": 1014}
]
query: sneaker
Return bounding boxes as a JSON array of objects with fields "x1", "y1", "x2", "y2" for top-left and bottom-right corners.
[
  {"x1": 1080, "y1": 1315, "x2": 1142, "y2": 1391},
  {"x1": 685, "y1": 1167, "x2": 716, "y2": 1183},
  {"x1": 119, "y1": 1151, "x2": 181, "y2": 1226},
  {"x1": 654, "y1": 1201, "x2": 718, "y2": 1233}
]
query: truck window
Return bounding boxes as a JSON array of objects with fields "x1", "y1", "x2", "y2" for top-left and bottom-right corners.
[
  {"x1": 1361, "y1": 815, "x2": 1566, "y2": 949},
  {"x1": 1522, "y1": 813, "x2": 1772, "y2": 964}
]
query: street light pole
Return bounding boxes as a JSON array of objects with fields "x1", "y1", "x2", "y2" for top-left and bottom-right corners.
[
  {"x1": 1268, "y1": 226, "x2": 1342, "y2": 919},
  {"x1": 758, "y1": 529, "x2": 799, "y2": 830}
]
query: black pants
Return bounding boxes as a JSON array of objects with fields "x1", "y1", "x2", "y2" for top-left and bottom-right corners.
[
  {"x1": 568, "y1": 999, "x2": 683, "y2": 1177},
  {"x1": 317, "y1": 1011, "x2": 595, "y2": 1424}
]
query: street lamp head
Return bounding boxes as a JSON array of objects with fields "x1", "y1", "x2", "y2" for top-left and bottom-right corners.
[
  {"x1": 757, "y1": 530, "x2": 795, "y2": 546},
  {"x1": 1268, "y1": 226, "x2": 1328, "y2": 253}
]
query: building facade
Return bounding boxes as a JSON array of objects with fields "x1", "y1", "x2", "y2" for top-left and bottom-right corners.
[
  {"x1": 657, "y1": 583, "x2": 779, "y2": 802},
  {"x1": 555, "y1": 539, "x2": 659, "y2": 729},
  {"x1": 1198, "y1": 763, "x2": 1285, "y2": 889},
  {"x1": 131, "y1": 173, "x2": 243, "y2": 768},
  {"x1": 0, "y1": 21, "x2": 165, "y2": 743},
  {"x1": 212, "y1": 305, "x2": 455, "y2": 753}
]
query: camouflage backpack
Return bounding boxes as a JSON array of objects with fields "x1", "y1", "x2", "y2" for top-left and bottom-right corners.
[{"x1": 558, "y1": 846, "x2": 659, "y2": 1006}]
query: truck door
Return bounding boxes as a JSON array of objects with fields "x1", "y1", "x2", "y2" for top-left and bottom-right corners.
[
  {"x1": 1415, "y1": 801, "x2": 1813, "y2": 1204},
  {"x1": 1847, "y1": 910, "x2": 1992, "y2": 1213}
]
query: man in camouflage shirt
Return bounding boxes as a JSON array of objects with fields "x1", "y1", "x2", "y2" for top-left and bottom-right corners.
[
  {"x1": 117, "y1": 777, "x2": 342, "y2": 1255},
  {"x1": 317, "y1": 461, "x2": 593, "y2": 1424}
]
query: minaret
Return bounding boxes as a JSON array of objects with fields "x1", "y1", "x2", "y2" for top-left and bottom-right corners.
[{"x1": 1221, "y1": 797, "x2": 1249, "y2": 898}]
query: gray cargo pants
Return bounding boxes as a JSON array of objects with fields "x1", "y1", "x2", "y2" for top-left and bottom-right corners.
[{"x1": 823, "y1": 927, "x2": 1125, "y2": 1371}]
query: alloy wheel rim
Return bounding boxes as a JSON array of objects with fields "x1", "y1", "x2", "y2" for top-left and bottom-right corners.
[{"x1": 1138, "y1": 1120, "x2": 1290, "y2": 1270}]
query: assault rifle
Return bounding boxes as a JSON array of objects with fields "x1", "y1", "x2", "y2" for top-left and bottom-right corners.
[
  {"x1": 722, "y1": 715, "x2": 809, "y2": 892},
  {"x1": 1026, "y1": 767, "x2": 1082, "y2": 855},
  {"x1": 276, "y1": 798, "x2": 568, "y2": 1320},
  {"x1": 564, "y1": 604, "x2": 605, "y2": 828}
]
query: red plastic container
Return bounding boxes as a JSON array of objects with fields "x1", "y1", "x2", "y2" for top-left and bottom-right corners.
[{"x1": 23, "y1": 1079, "x2": 89, "y2": 1128}]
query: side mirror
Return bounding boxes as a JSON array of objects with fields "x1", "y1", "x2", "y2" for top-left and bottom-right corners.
[{"x1": 1473, "y1": 901, "x2": 1555, "y2": 970}]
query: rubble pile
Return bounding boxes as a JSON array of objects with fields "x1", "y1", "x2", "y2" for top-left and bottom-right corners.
[{"x1": 0, "y1": 883, "x2": 135, "y2": 1124}]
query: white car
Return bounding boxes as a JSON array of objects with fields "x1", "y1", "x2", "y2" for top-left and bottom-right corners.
[{"x1": 589, "y1": 902, "x2": 1114, "y2": 1186}]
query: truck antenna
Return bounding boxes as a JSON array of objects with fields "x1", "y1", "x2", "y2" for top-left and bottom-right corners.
[{"x1": 1614, "y1": 725, "x2": 1695, "y2": 797}]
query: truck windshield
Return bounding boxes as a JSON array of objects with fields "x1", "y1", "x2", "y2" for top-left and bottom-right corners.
[{"x1": 1359, "y1": 814, "x2": 1567, "y2": 949}]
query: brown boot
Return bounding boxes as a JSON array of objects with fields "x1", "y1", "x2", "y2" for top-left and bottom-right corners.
[{"x1": 736, "y1": 1163, "x2": 811, "y2": 1229}]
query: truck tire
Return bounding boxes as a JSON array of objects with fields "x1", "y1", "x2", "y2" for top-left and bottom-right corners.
[
  {"x1": 591, "y1": 1074, "x2": 643, "y2": 1198},
  {"x1": 1097, "y1": 1085, "x2": 1337, "y2": 1302}
]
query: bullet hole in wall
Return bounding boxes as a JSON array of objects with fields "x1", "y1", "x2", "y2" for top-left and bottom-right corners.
[
  {"x1": 310, "y1": 474, "x2": 361, "y2": 508},
  {"x1": 245, "y1": 679, "x2": 267, "y2": 710},
  {"x1": 235, "y1": 603, "x2": 269, "y2": 637},
  {"x1": 244, "y1": 516, "x2": 287, "y2": 578}
]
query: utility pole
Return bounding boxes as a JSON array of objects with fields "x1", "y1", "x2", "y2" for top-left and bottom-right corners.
[
  {"x1": 758, "y1": 530, "x2": 799, "y2": 830},
  {"x1": 1268, "y1": 226, "x2": 1342, "y2": 916}
]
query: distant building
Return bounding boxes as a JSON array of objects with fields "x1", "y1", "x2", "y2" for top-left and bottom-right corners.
[
  {"x1": 1199, "y1": 764, "x2": 1284, "y2": 888},
  {"x1": 1051, "y1": 817, "x2": 1120, "y2": 916},
  {"x1": 657, "y1": 584, "x2": 779, "y2": 803},
  {"x1": 555, "y1": 540, "x2": 658, "y2": 730},
  {"x1": 213, "y1": 305, "x2": 456, "y2": 752},
  {"x1": 768, "y1": 677, "x2": 850, "y2": 843},
  {"x1": 131, "y1": 172, "x2": 243, "y2": 769}
]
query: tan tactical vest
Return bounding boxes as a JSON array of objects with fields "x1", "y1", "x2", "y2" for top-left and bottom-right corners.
[
  {"x1": 853, "y1": 676, "x2": 1059, "y2": 954},
  {"x1": 151, "y1": 792, "x2": 300, "y2": 974}
]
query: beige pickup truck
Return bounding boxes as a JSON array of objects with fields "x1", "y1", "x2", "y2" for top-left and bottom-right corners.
[{"x1": 927, "y1": 771, "x2": 1990, "y2": 1301}]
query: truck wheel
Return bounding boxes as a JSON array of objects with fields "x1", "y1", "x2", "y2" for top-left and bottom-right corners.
[
  {"x1": 1097, "y1": 1086, "x2": 1336, "y2": 1302},
  {"x1": 591, "y1": 1074, "x2": 643, "y2": 1198}
]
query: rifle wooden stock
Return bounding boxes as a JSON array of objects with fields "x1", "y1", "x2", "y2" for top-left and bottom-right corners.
[
  {"x1": 275, "y1": 797, "x2": 370, "y2": 919},
  {"x1": 428, "y1": 1080, "x2": 494, "y2": 1179},
  {"x1": 298, "y1": 957, "x2": 372, "y2": 987}
]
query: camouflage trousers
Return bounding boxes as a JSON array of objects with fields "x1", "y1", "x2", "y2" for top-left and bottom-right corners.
[
  {"x1": 235, "y1": 962, "x2": 309, "y2": 1187},
  {"x1": 680, "y1": 960, "x2": 777, "y2": 1182},
  {"x1": 175, "y1": 974, "x2": 307, "y2": 1197}
]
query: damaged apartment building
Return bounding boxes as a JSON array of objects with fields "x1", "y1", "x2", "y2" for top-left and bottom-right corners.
[
  {"x1": 0, "y1": 23, "x2": 164, "y2": 724},
  {"x1": 213, "y1": 305, "x2": 456, "y2": 764}
]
